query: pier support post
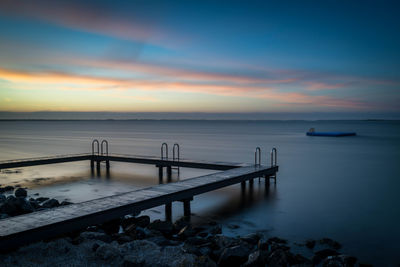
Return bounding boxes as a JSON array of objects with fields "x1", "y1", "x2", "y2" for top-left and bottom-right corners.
[
  {"x1": 106, "y1": 159, "x2": 110, "y2": 172},
  {"x1": 158, "y1": 166, "x2": 163, "y2": 184},
  {"x1": 96, "y1": 160, "x2": 101, "y2": 175},
  {"x1": 165, "y1": 203, "x2": 172, "y2": 221},
  {"x1": 249, "y1": 178, "x2": 254, "y2": 187},
  {"x1": 265, "y1": 175, "x2": 270, "y2": 190},
  {"x1": 241, "y1": 181, "x2": 246, "y2": 195},
  {"x1": 167, "y1": 166, "x2": 172, "y2": 183},
  {"x1": 90, "y1": 159, "x2": 95, "y2": 174}
]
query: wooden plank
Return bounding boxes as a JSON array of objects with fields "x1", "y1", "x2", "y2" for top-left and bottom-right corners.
[{"x1": 0, "y1": 165, "x2": 278, "y2": 251}]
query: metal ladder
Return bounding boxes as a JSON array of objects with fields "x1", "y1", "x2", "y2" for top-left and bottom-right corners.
[{"x1": 172, "y1": 143, "x2": 180, "y2": 177}]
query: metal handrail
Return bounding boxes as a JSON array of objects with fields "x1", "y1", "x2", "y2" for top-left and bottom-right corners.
[
  {"x1": 173, "y1": 143, "x2": 180, "y2": 162},
  {"x1": 255, "y1": 147, "x2": 261, "y2": 166},
  {"x1": 101, "y1": 140, "x2": 109, "y2": 156},
  {"x1": 92, "y1": 139, "x2": 100, "y2": 156},
  {"x1": 172, "y1": 143, "x2": 180, "y2": 176},
  {"x1": 271, "y1": 148, "x2": 277, "y2": 167},
  {"x1": 161, "y1": 143, "x2": 168, "y2": 159}
]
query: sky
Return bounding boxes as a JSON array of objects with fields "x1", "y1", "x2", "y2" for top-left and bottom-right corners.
[{"x1": 0, "y1": 0, "x2": 399, "y2": 118}]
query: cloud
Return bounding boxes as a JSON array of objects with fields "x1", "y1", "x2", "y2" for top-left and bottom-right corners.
[
  {"x1": 0, "y1": 0, "x2": 183, "y2": 48},
  {"x1": 0, "y1": 67, "x2": 369, "y2": 110}
]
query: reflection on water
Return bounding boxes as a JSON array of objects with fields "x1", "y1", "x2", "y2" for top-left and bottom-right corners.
[{"x1": 0, "y1": 120, "x2": 399, "y2": 265}]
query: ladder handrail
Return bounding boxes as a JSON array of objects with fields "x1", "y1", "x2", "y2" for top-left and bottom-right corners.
[
  {"x1": 255, "y1": 147, "x2": 261, "y2": 166},
  {"x1": 271, "y1": 147, "x2": 277, "y2": 167},
  {"x1": 92, "y1": 139, "x2": 100, "y2": 156},
  {"x1": 173, "y1": 143, "x2": 180, "y2": 162},
  {"x1": 161, "y1": 143, "x2": 168, "y2": 159},
  {"x1": 101, "y1": 140, "x2": 109, "y2": 156}
]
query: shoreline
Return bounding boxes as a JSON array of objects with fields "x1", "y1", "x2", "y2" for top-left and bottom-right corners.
[{"x1": 1, "y1": 188, "x2": 368, "y2": 266}]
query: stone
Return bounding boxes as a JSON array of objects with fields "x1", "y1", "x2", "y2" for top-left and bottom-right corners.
[
  {"x1": 0, "y1": 194, "x2": 6, "y2": 203},
  {"x1": 41, "y1": 198, "x2": 60, "y2": 208},
  {"x1": 268, "y1": 237, "x2": 287, "y2": 244},
  {"x1": 217, "y1": 243, "x2": 253, "y2": 267},
  {"x1": 0, "y1": 195, "x2": 34, "y2": 215},
  {"x1": 267, "y1": 249, "x2": 290, "y2": 267},
  {"x1": 174, "y1": 217, "x2": 191, "y2": 232},
  {"x1": 0, "y1": 213, "x2": 9, "y2": 219},
  {"x1": 80, "y1": 231, "x2": 113, "y2": 243},
  {"x1": 322, "y1": 255, "x2": 357, "y2": 267},
  {"x1": 240, "y1": 233, "x2": 261, "y2": 245},
  {"x1": 242, "y1": 250, "x2": 267, "y2": 266},
  {"x1": 305, "y1": 239, "x2": 316, "y2": 249},
  {"x1": 36, "y1": 197, "x2": 49, "y2": 203},
  {"x1": 147, "y1": 220, "x2": 174, "y2": 236},
  {"x1": 177, "y1": 225, "x2": 196, "y2": 240},
  {"x1": 313, "y1": 249, "x2": 340, "y2": 265},
  {"x1": 122, "y1": 255, "x2": 145, "y2": 267},
  {"x1": 95, "y1": 243, "x2": 121, "y2": 261},
  {"x1": 320, "y1": 238, "x2": 342, "y2": 250},
  {"x1": 3, "y1": 186, "x2": 14, "y2": 192},
  {"x1": 122, "y1": 215, "x2": 150, "y2": 229},
  {"x1": 195, "y1": 255, "x2": 217, "y2": 267},
  {"x1": 14, "y1": 188, "x2": 27, "y2": 198},
  {"x1": 100, "y1": 218, "x2": 121, "y2": 235},
  {"x1": 185, "y1": 236, "x2": 209, "y2": 246},
  {"x1": 213, "y1": 235, "x2": 241, "y2": 249},
  {"x1": 60, "y1": 201, "x2": 73, "y2": 206}
]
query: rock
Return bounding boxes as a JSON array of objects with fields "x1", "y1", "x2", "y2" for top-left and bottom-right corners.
[
  {"x1": 0, "y1": 194, "x2": 6, "y2": 203},
  {"x1": 218, "y1": 243, "x2": 253, "y2": 267},
  {"x1": 92, "y1": 243, "x2": 100, "y2": 252},
  {"x1": 147, "y1": 220, "x2": 174, "y2": 236},
  {"x1": 3, "y1": 186, "x2": 14, "y2": 192},
  {"x1": 195, "y1": 255, "x2": 217, "y2": 267},
  {"x1": 36, "y1": 197, "x2": 49, "y2": 203},
  {"x1": 80, "y1": 231, "x2": 113, "y2": 243},
  {"x1": 100, "y1": 218, "x2": 121, "y2": 235},
  {"x1": 0, "y1": 213, "x2": 9, "y2": 219},
  {"x1": 242, "y1": 250, "x2": 267, "y2": 266},
  {"x1": 290, "y1": 253, "x2": 311, "y2": 265},
  {"x1": 305, "y1": 239, "x2": 316, "y2": 249},
  {"x1": 60, "y1": 201, "x2": 73, "y2": 206},
  {"x1": 0, "y1": 195, "x2": 34, "y2": 215},
  {"x1": 268, "y1": 237, "x2": 287, "y2": 244},
  {"x1": 177, "y1": 225, "x2": 196, "y2": 240},
  {"x1": 174, "y1": 217, "x2": 191, "y2": 232},
  {"x1": 313, "y1": 249, "x2": 340, "y2": 265},
  {"x1": 115, "y1": 234, "x2": 133, "y2": 244},
  {"x1": 322, "y1": 255, "x2": 357, "y2": 267},
  {"x1": 129, "y1": 227, "x2": 147, "y2": 240},
  {"x1": 122, "y1": 215, "x2": 150, "y2": 229},
  {"x1": 320, "y1": 238, "x2": 342, "y2": 250},
  {"x1": 185, "y1": 236, "x2": 209, "y2": 246},
  {"x1": 41, "y1": 198, "x2": 60, "y2": 208},
  {"x1": 95, "y1": 243, "x2": 121, "y2": 261},
  {"x1": 240, "y1": 233, "x2": 261, "y2": 245},
  {"x1": 29, "y1": 199, "x2": 40, "y2": 209},
  {"x1": 122, "y1": 255, "x2": 145, "y2": 267},
  {"x1": 267, "y1": 249, "x2": 290, "y2": 267},
  {"x1": 146, "y1": 235, "x2": 179, "y2": 246},
  {"x1": 14, "y1": 188, "x2": 27, "y2": 198},
  {"x1": 214, "y1": 235, "x2": 241, "y2": 249}
]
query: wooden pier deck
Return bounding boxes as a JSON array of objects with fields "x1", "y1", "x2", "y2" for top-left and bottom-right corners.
[
  {"x1": 0, "y1": 164, "x2": 278, "y2": 251},
  {"x1": 0, "y1": 153, "x2": 243, "y2": 171}
]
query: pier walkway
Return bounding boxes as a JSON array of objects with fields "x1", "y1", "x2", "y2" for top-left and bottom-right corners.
[{"x1": 0, "y1": 141, "x2": 278, "y2": 251}]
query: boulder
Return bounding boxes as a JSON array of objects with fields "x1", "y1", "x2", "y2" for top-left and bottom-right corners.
[
  {"x1": 177, "y1": 225, "x2": 196, "y2": 240},
  {"x1": 100, "y1": 218, "x2": 121, "y2": 235},
  {"x1": 95, "y1": 243, "x2": 121, "y2": 261},
  {"x1": 240, "y1": 233, "x2": 261, "y2": 246},
  {"x1": 3, "y1": 186, "x2": 14, "y2": 192},
  {"x1": 313, "y1": 249, "x2": 340, "y2": 265},
  {"x1": 185, "y1": 236, "x2": 209, "y2": 246},
  {"x1": 242, "y1": 250, "x2": 267, "y2": 266},
  {"x1": 194, "y1": 255, "x2": 217, "y2": 267},
  {"x1": 41, "y1": 198, "x2": 60, "y2": 208},
  {"x1": 267, "y1": 248, "x2": 290, "y2": 267},
  {"x1": 305, "y1": 239, "x2": 316, "y2": 249},
  {"x1": 80, "y1": 231, "x2": 113, "y2": 243},
  {"x1": 322, "y1": 255, "x2": 357, "y2": 267},
  {"x1": 60, "y1": 201, "x2": 73, "y2": 206},
  {"x1": 0, "y1": 194, "x2": 6, "y2": 203},
  {"x1": 36, "y1": 197, "x2": 50, "y2": 203},
  {"x1": 0, "y1": 195, "x2": 34, "y2": 215},
  {"x1": 217, "y1": 243, "x2": 253, "y2": 267},
  {"x1": 147, "y1": 220, "x2": 174, "y2": 236},
  {"x1": 14, "y1": 188, "x2": 27, "y2": 198},
  {"x1": 320, "y1": 238, "x2": 342, "y2": 250},
  {"x1": 122, "y1": 215, "x2": 150, "y2": 229}
]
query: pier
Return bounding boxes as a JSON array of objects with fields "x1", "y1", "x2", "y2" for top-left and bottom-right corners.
[{"x1": 0, "y1": 141, "x2": 278, "y2": 251}]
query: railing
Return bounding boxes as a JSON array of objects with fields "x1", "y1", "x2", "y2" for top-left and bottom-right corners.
[
  {"x1": 101, "y1": 140, "x2": 109, "y2": 156},
  {"x1": 172, "y1": 143, "x2": 180, "y2": 176},
  {"x1": 161, "y1": 143, "x2": 168, "y2": 159},
  {"x1": 92, "y1": 139, "x2": 100, "y2": 156}
]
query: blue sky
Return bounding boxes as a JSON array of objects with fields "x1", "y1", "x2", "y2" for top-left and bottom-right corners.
[{"x1": 0, "y1": 0, "x2": 399, "y2": 117}]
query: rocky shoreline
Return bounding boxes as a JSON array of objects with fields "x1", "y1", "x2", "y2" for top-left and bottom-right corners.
[{"x1": 0, "y1": 187, "x2": 369, "y2": 266}]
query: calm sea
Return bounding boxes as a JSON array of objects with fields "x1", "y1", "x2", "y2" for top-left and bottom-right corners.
[{"x1": 0, "y1": 120, "x2": 399, "y2": 265}]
